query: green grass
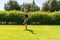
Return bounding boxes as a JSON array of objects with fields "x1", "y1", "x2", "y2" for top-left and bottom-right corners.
[{"x1": 0, "y1": 25, "x2": 60, "y2": 40}]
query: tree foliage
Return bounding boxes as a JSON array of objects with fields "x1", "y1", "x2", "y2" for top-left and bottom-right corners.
[
  {"x1": 20, "y1": 3, "x2": 40, "y2": 12},
  {"x1": 42, "y1": 0, "x2": 59, "y2": 12},
  {"x1": 4, "y1": 0, "x2": 20, "y2": 10},
  {"x1": 4, "y1": 0, "x2": 40, "y2": 12}
]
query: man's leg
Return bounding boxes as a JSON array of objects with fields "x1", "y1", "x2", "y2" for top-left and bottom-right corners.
[{"x1": 25, "y1": 24, "x2": 28, "y2": 30}]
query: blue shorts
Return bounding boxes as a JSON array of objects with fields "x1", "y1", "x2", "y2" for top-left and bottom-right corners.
[{"x1": 23, "y1": 19, "x2": 28, "y2": 24}]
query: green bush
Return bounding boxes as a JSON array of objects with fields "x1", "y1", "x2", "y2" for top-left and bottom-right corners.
[
  {"x1": 52, "y1": 12, "x2": 60, "y2": 24},
  {"x1": 0, "y1": 10, "x2": 24, "y2": 24},
  {"x1": 0, "y1": 10, "x2": 60, "y2": 25},
  {"x1": 28, "y1": 12, "x2": 53, "y2": 25},
  {"x1": 28, "y1": 11, "x2": 60, "y2": 25}
]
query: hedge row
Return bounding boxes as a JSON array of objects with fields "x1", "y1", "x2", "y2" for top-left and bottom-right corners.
[
  {"x1": 0, "y1": 10, "x2": 60, "y2": 25},
  {"x1": 0, "y1": 10, "x2": 24, "y2": 24}
]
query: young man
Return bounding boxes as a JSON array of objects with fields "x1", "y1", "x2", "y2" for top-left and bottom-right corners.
[{"x1": 23, "y1": 7, "x2": 28, "y2": 30}]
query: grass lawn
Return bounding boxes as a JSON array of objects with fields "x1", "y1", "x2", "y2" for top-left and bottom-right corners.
[{"x1": 0, "y1": 25, "x2": 60, "y2": 40}]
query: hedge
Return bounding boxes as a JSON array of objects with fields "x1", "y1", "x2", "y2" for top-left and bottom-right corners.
[{"x1": 0, "y1": 10, "x2": 60, "y2": 25}]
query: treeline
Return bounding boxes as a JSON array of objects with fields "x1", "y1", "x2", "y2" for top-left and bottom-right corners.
[
  {"x1": 0, "y1": 10, "x2": 60, "y2": 25},
  {"x1": 4, "y1": 0, "x2": 60, "y2": 12},
  {"x1": 42, "y1": 0, "x2": 60, "y2": 12},
  {"x1": 4, "y1": 0, "x2": 40, "y2": 12}
]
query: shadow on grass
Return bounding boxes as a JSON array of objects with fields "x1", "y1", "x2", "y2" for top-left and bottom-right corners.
[{"x1": 26, "y1": 29, "x2": 36, "y2": 34}]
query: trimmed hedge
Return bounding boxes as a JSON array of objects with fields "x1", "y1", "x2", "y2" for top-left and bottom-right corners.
[
  {"x1": 0, "y1": 10, "x2": 60, "y2": 25},
  {"x1": 0, "y1": 10, "x2": 24, "y2": 24}
]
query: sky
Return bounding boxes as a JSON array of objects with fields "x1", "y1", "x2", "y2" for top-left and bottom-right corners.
[{"x1": 0, "y1": 0, "x2": 47, "y2": 10}]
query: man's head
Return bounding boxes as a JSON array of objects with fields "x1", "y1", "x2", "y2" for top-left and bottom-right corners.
[{"x1": 24, "y1": 7, "x2": 28, "y2": 13}]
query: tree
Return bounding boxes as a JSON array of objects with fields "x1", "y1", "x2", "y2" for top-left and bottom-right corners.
[
  {"x1": 20, "y1": 3, "x2": 40, "y2": 12},
  {"x1": 4, "y1": 0, "x2": 20, "y2": 10},
  {"x1": 42, "y1": 0, "x2": 59, "y2": 12},
  {"x1": 57, "y1": 1, "x2": 60, "y2": 10},
  {"x1": 20, "y1": 0, "x2": 40, "y2": 12},
  {"x1": 48, "y1": 0, "x2": 59, "y2": 12},
  {"x1": 20, "y1": 3, "x2": 26, "y2": 11},
  {"x1": 42, "y1": 1, "x2": 49, "y2": 11},
  {"x1": 33, "y1": 0, "x2": 35, "y2": 5}
]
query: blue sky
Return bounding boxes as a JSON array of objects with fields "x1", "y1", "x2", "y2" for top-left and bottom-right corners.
[{"x1": 0, "y1": 0, "x2": 47, "y2": 10}]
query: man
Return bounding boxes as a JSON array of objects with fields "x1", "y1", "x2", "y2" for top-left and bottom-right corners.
[{"x1": 23, "y1": 7, "x2": 28, "y2": 30}]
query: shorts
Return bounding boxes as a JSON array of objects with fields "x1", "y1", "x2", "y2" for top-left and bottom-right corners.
[{"x1": 23, "y1": 19, "x2": 28, "y2": 24}]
